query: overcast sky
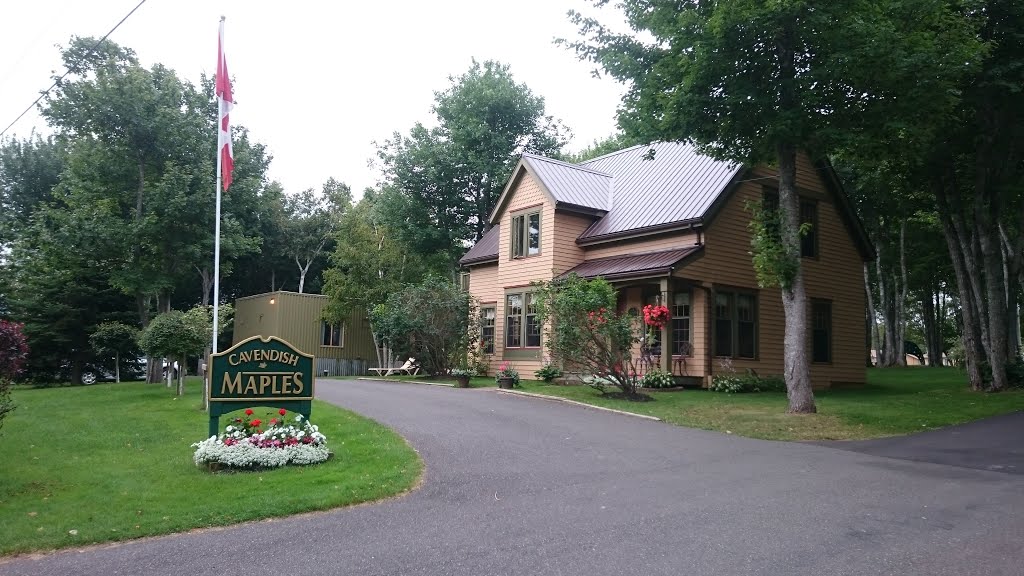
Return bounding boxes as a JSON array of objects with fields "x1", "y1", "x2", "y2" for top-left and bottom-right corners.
[{"x1": 0, "y1": 0, "x2": 629, "y2": 196}]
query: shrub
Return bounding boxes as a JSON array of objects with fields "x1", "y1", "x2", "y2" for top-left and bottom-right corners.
[
  {"x1": 370, "y1": 277, "x2": 471, "y2": 376},
  {"x1": 639, "y1": 370, "x2": 675, "y2": 389},
  {"x1": 534, "y1": 275, "x2": 644, "y2": 396},
  {"x1": 710, "y1": 372, "x2": 786, "y2": 393},
  {"x1": 0, "y1": 320, "x2": 29, "y2": 430},
  {"x1": 535, "y1": 363, "x2": 563, "y2": 382},
  {"x1": 450, "y1": 367, "x2": 475, "y2": 378}
]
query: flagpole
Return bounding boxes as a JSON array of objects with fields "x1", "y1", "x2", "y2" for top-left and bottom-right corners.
[{"x1": 212, "y1": 16, "x2": 225, "y2": 357}]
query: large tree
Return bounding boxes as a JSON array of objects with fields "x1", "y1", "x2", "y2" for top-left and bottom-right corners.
[
  {"x1": 376, "y1": 60, "x2": 569, "y2": 266},
  {"x1": 282, "y1": 178, "x2": 351, "y2": 294},
  {"x1": 566, "y1": 0, "x2": 977, "y2": 412}
]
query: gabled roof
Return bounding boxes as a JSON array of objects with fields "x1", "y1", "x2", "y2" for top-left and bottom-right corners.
[
  {"x1": 458, "y1": 224, "x2": 501, "y2": 266},
  {"x1": 521, "y1": 154, "x2": 612, "y2": 212},
  {"x1": 577, "y1": 142, "x2": 741, "y2": 242},
  {"x1": 557, "y1": 246, "x2": 703, "y2": 281},
  {"x1": 488, "y1": 155, "x2": 612, "y2": 223}
]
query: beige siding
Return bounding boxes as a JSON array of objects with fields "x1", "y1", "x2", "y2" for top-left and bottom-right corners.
[
  {"x1": 466, "y1": 262, "x2": 503, "y2": 374},
  {"x1": 585, "y1": 230, "x2": 701, "y2": 260},
  {"x1": 687, "y1": 152, "x2": 866, "y2": 387},
  {"x1": 232, "y1": 291, "x2": 377, "y2": 370},
  {"x1": 551, "y1": 211, "x2": 592, "y2": 275}
]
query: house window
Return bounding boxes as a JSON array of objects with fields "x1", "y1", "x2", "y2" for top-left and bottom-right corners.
[
  {"x1": 672, "y1": 291, "x2": 691, "y2": 355},
  {"x1": 714, "y1": 293, "x2": 732, "y2": 357},
  {"x1": 505, "y1": 292, "x2": 540, "y2": 348},
  {"x1": 801, "y1": 200, "x2": 818, "y2": 258},
  {"x1": 764, "y1": 189, "x2": 818, "y2": 259},
  {"x1": 459, "y1": 272, "x2": 470, "y2": 291},
  {"x1": 480, "y1": 306, "x2": 496, "y2": 354},
  {"x1": 812, "y1": 300, "x2": 832, "y2": 363},
  {"x1": 714, "y1": 291, "x2": 758, "y2": 359},
  {"x1": 510, "y1": 211, "x2": 540, "y2": 258},
  {"x1": 321, "y1": 322, "x2": 343, "y2": 347},
  {"x1": 505, "y1": 294, "x2": 523, "y2": 347}
]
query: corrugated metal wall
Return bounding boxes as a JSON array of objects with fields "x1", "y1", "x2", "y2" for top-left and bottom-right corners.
[{"x1": 233, "y1": 291, "x2": 379, "y2": 374}]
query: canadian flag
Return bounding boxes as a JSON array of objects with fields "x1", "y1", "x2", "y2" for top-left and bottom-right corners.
[{"x1": 216, "y1": 19, "x2": 234, "y2": 191}]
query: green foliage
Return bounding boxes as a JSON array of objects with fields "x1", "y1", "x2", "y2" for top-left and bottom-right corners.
[
  {"x1": 534, "y1": 274, "x2": 643, "y2": 396},
  {"x1": 89, "y1": 322, "x2": 139, "y2": 359},
  {"x1": 322, "y1": 196, "x2": 437, "y2": 324},
  {"x1": 639, "y1": 370, "x2": 674, "y2": 389},
  {"x1": 138, "y1": 311, "x2": 205, "y2": 362},
  {"x1": 495, "y1": 361, "x2": 521, "y2": 386},
  {"x1": 710, "y1": 373, "x2": 786, "y2": 394},
  {"x1": 534, "y1": 363, "x2": 563, "y2": 383},
  {"x1": 376, "y1": 59, "x2": 568, "y2": 264},
  {"x1": 745, "y1": 200, "x2": 811, "y2": 290},
  {"x1": 282, "y1": 178, "x2": 351, "y2": 293},
  {"x1": 565, "y1": 132, "x2": 639, "y2": 163},
  {"x1": 368, "y1": 277, "x2": 470, "y2": 376}
]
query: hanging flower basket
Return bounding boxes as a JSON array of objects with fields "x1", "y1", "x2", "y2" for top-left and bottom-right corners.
[{"x1": 642, "y1": 304, "x2": 671, "y2": 329}]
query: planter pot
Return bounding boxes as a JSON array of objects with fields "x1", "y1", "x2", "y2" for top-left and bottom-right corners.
[
  {"x1": 455, "y1": 375, "x2": 470, "y2": 388},
  {"x1": 497, "y1": 377, "x2": 515, "y2": 389}
]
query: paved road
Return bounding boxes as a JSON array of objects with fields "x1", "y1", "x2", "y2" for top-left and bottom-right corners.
[
  {"x1": 3, "y1": 380, "x2": 1023, "y2": 576},
  {"x1": 814, "y1": 411, "x2": 1024, "y2": 475}
]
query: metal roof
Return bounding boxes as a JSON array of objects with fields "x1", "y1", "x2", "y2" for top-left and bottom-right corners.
[
  {"x1": 521, "y1": 154, "x2": 612, "y2": 212},
  {"x1": 458, "y1": 224, "x2": 501, "y2": 265},
  {"x1": 557, "y1": 246, "x2": 703, "y2": 281},
  {"x1": 577, "y1": 142, "x2": 741, "y2": 242}
]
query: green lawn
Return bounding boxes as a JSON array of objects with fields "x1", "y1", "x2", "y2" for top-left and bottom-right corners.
[
  {"x1": 516, "y1": 367, "x2": 1024, "y2": 441},
  {"x1": 0, "y1": 379, "x2": 422, "y2": 555}
]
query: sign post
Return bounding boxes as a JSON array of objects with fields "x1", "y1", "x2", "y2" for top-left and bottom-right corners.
[{"x1": 208, "y1": 336, "x2": 315, "y2": 437}]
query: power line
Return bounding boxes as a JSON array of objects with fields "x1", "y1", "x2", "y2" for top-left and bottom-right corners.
[{"x1": 0, "y1": 0, "x2": 149, "y2": 139}]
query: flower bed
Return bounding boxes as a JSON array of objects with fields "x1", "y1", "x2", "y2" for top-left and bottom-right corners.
[{"x1": 192, "y1": 408, "x2": 331, "y2": 470}]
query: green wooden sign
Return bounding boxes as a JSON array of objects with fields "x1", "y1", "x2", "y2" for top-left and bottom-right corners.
[{"x1": 207, "y1": 336, "x2": 315, "y2": 437}]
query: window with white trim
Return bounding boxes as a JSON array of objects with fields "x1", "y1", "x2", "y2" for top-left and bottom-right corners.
[{"x1": 510, "y1": 211, "x2": 540, "y2": 258}]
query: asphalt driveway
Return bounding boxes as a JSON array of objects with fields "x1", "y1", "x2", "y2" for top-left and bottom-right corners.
[{"x1": 3, "y1": 379, "x2": 1023, "y2": 576}]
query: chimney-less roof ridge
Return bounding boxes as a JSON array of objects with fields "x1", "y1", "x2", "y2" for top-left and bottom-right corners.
[
  {"x1": 521, "y1": 153, "x2": 614, "y2": 178},
  {"x1": 578, "y1": 142, "x2": 655, "y2": 167}
]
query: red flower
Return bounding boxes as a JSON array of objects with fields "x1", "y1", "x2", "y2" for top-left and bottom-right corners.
[
  {"x1": 278, "y1": 408, "x2": 287, "y2": 416},
  {"x1": 251, "y1": 419, "x2": 261, "y2": 427},
  {"x1": 270, "y1": 418, "x2": 278, "y2": 425},
  {"x1": 245, "y1": 409, "x2": 254, "y2": 416}
]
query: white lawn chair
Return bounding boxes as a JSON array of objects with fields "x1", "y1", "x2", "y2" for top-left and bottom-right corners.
[
  {"x1": 368, "y1": 357, "x2": 419, "y2": 377},
  {"x1": 394, "y1": 358, "x2": 419, "y2": 376}
]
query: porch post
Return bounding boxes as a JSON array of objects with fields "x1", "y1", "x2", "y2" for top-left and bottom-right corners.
[{"x1": 660, "y1": 277, "x2": 671, "y2": 374}]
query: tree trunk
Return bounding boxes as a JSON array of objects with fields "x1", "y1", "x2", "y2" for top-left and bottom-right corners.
[
  {"x1": 777, "y1": 142, "x2": 815, "y2": 413},
  {"x1": 864, "y1": 263, "x2": 881, "y2": 366},
  {"x1": 934, "y1": 175, "x2": 986, "y2": 389},
  {"x1": 177, "y1": 354, "x2": 185, "y2": 397},
  {"x1": 922, "y1": 288, "x2": 939, "y2": 367},
  {"x1": 896, "y1": 221, "x2": 908, "y2": 365},
  {"x1": 199, "y1": 267, "x2": 213, "y2": 307},
  {"x1": 114, "y1": 351, "x2": 121, "y2": 383},
  {"x1": 296, "y1": 256, "x2": 311, "y2": 294}
]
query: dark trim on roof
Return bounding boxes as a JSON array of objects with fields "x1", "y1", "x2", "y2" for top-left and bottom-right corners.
[
  {"x1": 460, "y1": 256, "x2": 498, "y2": 267},
  {"x1": 556, "y1": 202, "x2": 608, "y2": 218},
  {"x1": 699, "y1": 167, "x2": 753, "y2": 225},
  {"x1": 814, "y1": 155, "x2": 876, "y2": 261},
  {"x1": 575, "y1": 219, "x2": 702, "y2": 246},
  {"x1": 558, "y1": 246, "x2": 704, "y2": 282}
]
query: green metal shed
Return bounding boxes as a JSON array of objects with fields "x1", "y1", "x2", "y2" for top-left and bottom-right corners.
[{"x1": 232, "y1": 291, "x2": 376, "y2": 376}]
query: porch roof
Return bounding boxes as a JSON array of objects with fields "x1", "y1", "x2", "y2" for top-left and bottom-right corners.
[
  {"x1": 459, "y1": 224, "x2": 501, "y2": 265},
  {"x1": 557, "y1": 246, "x2": 703, "y2": 282}
]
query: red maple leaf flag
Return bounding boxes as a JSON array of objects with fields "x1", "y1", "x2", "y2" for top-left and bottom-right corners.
[{"x1": 217, "y1": 18, "x2": 234, "y2": 191}]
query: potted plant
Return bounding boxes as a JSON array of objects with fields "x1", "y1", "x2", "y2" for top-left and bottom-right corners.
[
  {"x1": 450, "y1": 366, "x2": 474, "y2": 388},
  {"x1": 495, "y1": 361, "x2": 519, "y2": 389}
]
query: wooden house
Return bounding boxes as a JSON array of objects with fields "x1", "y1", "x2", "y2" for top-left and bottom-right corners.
[{"x1": 459, "y1": 142, "x2": 872, "y2": 388}]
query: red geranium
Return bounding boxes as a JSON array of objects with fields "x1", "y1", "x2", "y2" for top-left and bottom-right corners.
[
  {"x1": 278, "y1": 408, "x2": 287, "y2": 416},
  {"x1": 245, "y1": 409, "x2": 254, "y2": 416},
  {"x1": 251, "y1": 419, "x2": 261, "y2": 427},
  {"x1": 642, "y1": 304, "x2": 671, "y2": 328}
]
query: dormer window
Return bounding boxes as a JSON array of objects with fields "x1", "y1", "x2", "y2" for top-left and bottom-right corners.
[{"x1": 510, "y1": 211, "x2": 540, "y2": 259}]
